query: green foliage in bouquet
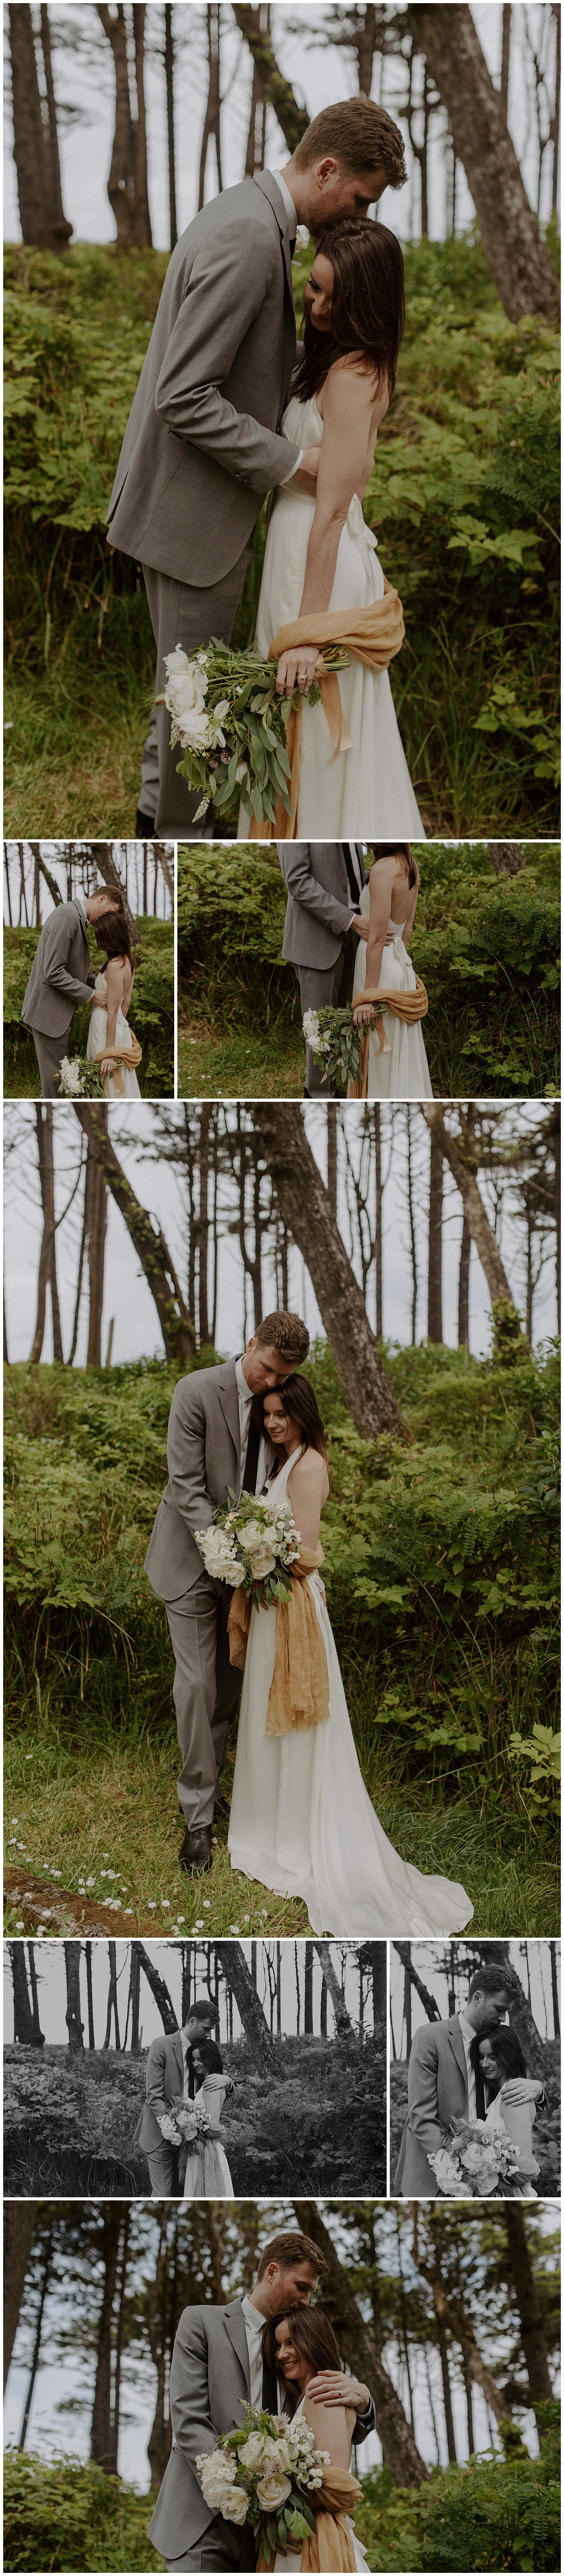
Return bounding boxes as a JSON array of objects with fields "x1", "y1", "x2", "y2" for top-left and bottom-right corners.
[
  {"x1": 303, "y1": 1004, "x2": 364, "y2": 1093},
  {"x1": 58, "y1": 1055, "x2": 104, "y2": 1098},
  {"x1": 160, "y1": 641, "x2": 347, "y2": 831}
]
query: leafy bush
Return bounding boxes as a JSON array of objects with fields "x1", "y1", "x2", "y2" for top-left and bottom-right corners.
[
  {"x1": 3, "y1": 916, "x2": 174, "y2": 1096},
  {"x1": 356, "y1": 2404, "x2": 561, "y2": 2571},
  {"x1": 3, "y1": 2450, "x2": 160, "y2": 2572},
  {"x1": 177, "y1": 840, "x2": 560, "y2": 1098},
  {"x1": 4, "y1": 234, "x2": 560, "y2": 836}
]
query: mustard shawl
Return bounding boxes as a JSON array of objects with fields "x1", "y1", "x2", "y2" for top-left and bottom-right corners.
[
  {"x1": 257, "y1": 2465, "x2": 363, "y2": 2573},
  {"x1": 248, "y1": 587, "x2": 405, "y2": 841},
  {"x1": 227, "y1": 1547, "x2": 330, "y2": 1739},
  {"x1": 349, "y1": 979, "x2": 428, "y2": 1097}
]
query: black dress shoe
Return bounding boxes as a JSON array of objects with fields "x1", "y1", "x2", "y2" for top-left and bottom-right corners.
[
  {"x1": 136, "y1": 808, "x2": 156, "y2": 836},
  {"x1": 179, "y1": 1824, "x2": 212, "y2": 1875},
  {"x1": 213, "y1": 1793, "x2": 230, "y2": 1822}
]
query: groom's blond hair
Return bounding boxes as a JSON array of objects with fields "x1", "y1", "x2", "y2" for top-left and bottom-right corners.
[
  {"x1": 292, "y1": 97, "x2": 407, "y2": 193},
  {"x1": 255, "y1": 2230, "x2": 326, "y2": 2281},
  {"x1": 253, "y1": 1311, "x2": 310, "y2": 1364}
]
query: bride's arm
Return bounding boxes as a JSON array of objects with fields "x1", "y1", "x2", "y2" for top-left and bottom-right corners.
[
  {"x1": 275, "y1": 364, "x2": 387, "y2": 699},
  {"x1": 303, "y1": 2390, "x2": 356, "y2": 2471},
  {"x1": 353, "y1": 857, "x2": 397, "y2": 1025},
  {"x1": 286, "y1": 1450, "x2": 328, "y2": 1550},
  {"x1": 100, "y1": 958, "x2": 125, "y2": 1074}
]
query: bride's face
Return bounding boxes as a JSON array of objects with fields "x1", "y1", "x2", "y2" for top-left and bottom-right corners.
[
  {"x1": 304, "y1": 252, "x2": 335, "y2": 334},
  {"x1": 274, "y1": 2320, "x2": 310, "y2": 2389},
  {"x1": 478, "y1": 2036, "x2": 499, "y2": 2080},
  {"x1": 263, "y1": 1391, "x2": 298, "y2": 1449}
]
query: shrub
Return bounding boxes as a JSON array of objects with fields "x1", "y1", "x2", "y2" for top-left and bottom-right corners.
[
  {"x1": 3, "y1": 2450, "x2": 160, "y2": 2573},
  {"x1": 355, "y1": 2404, "x2": 561, "y2": 2571}
]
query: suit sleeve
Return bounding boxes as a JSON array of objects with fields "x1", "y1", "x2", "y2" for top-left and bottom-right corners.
[
  {"x1": 41, "y1": 910, "x2": 96, "y2": 1008},
  {"x1": 277, "y1": 842, "x2": 357, "y2": 935},
  {"x1": 354, "y1": 2394, "x2": 376, "y2": 2443},
  {"x1": 407, "y1": 2027, "x2": 444, "y2": 2160},
  {"x1": 170, "y1": 2311, "x2": 221, "y2": 2467},
  {"x1": 154, "y1": 224, "x2": 301, "y2": 497},
  {"x1": 145, "y1": 2036, "x2": 182, "y2": 2144},
  {"x1": 166, "y1": 1378, "x2": 216, "y2": 1556}
]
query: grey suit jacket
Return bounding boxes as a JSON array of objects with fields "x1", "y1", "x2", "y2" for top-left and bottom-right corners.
[
  {"x1": 107, "y1": 171, "x2": 300, "y2": 588},
  {"x1": 144, "y1": 1356, "x2": 275, "y2": 1604},
  {"x1": 148, "y1": 2299, "x2": 377, "y2": 2559},
  {"x1": 277, "y1": 843, "x2": 366, "y2": 969},
  {"x1": 21, "y1": 902, "x2": 96, "y2": 1038},
  {"x1": 134, "y1": 2030, "x2": 190, "y2": 2154},
  {"x1": 394, "y1": 2016, "x2": 470, "y2": 2195}
]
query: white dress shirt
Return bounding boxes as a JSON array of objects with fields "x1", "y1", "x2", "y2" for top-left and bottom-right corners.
[
  {"x1": 235, "y1": 1357, "x2": 269, "y2": 1497},
  {"x1": 458, "y1": 2011, "x2": 478, "y2": 2118},
  {"x1": 241, "y1": 2298, "x2": 285, "y2": 2413}
]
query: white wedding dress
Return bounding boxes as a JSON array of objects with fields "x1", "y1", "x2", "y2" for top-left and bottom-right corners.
[
  {"x1": 238, "y1": 390, "x2": 425, "y2": 840},
  {"x1": 273, "y1": 2395, "x2": 369, "y2": 2576},
  {"x1": 87, "y1": 974, "x2": 141, "y2": 1099},
  {"x1": 482, "y1": 2082, "x2": 541, "y2": 2199},
  {"x1": 228, "y1": 1454, "x2": 473, "y2": 1936},
  {"x1": 181, "y1": 2076, "x2": 234, "y2": 2201},
  {"x1": 348, "y1": 896, "x2": 433, "y2": 1099}
]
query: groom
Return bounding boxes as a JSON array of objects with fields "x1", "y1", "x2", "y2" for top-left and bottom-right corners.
[
  {"x1": 134, "y1": 1998, "x2": 216, "y2": 2197},
  {"x1": 394, "y1": 1962, "x2": 518, "y2": 2196},
  {"x1": 277, "y1": 840, "x2": 369, "y2": 1095},
  {"x1": 144, "y1": 1310, "x2": 310, "y2": 1876},
  {"x1": 106, "y1": 96, "x2": 406, "y2": 835},
  {"x1": 147, "y1": 2228, "x2": 376, "y2": 2572},
  {"x1": 21, "y1": 882, "x2": 120, "y2": 1099}
]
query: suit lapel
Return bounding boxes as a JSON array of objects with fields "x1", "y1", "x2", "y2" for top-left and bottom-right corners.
[
  {"x1": 171, "y1": 2031, "x2": 184, "y2": 2082},
  {"x1": 448, "y1": 2017, "x2": 469, "y2": 2092},
  {"x1": 224, "y1": 2301, "x2": 251, "y2": 2396},
  {"x1": 217, "y1": 1359, "x2": 241, "y2": 1473},
  {"x1": 253, "y1": 168, "x2": 296, "y2": 374}
]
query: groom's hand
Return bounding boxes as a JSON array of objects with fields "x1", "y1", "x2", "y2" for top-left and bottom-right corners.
[
  {"x1": 352, "y1": 914, "x2": 369, "y2": 941},
  {"x1": 306, "y1": 2372, "x2": 370, "y2": 2414},
  {"x1": 290, "y1": 447, "x2": 321, "y2": 496}
]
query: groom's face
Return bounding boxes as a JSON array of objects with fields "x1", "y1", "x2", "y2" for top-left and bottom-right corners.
[
  {"x1": 261, "y1": 2259, "x2": 319, "y2": 2316},
  {"x1": 184, "y1": 2013, "x2": 213, "y2": 2045},
  {"x1": 470, "y1": 1987, "x2": 509, "y2": 2034},
  {"x1": 242, "y1": 1338, "x2": 292, "y2": 1395},
  {"x1": 300, "y1": 155, "x2": 386, "y2": 231}
]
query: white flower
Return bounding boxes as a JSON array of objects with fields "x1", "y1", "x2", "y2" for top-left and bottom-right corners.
[
  {"x1": 238, "y1": 2433, "x2": 276, "y2": 2470},
  {"x1": 163, "y1": 645, "x2": 212, "y2": 752},
  {"x1": 59, "y1": 1056, "x2": 81, "y2": 1096},
  {"x1": 247, "y1": 1544, "x2": 276, "y2": 1578},
  {"x1": 256, "y1": 2468, "x2": 292, "y2": 2511},
  {"x1": 221, "y1": 2487, "x2": 249, "y2": 2525},
  {"x1": 197, "y1": 2450, "x2": 235, "y2": 2501},
  {"x1": 302, "y1": 1010, "x2": 321, "y2": 1049},
  {"x1": 213, "y1": 699, "x2": 230, "y2": 722}
]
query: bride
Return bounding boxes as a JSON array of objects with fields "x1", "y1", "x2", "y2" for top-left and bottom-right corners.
[
  {"x1": 238, "y1": 220, "x2": 425, "y2": 841},
  {"x1": 349, "y1": 841, "x2": 433, "y2": 1099},
  {"x1": 228, "y1": 1375, "x2": 473, "y2": 1936},
  {"x1": 180, "y1": 2039, "x2": 235, "y2": 2201},
  {"x1": 259, "y1": 2309, "x2": 369, "y2": 2574},
  {"x1": 470, "y1": 2028, "x2": 544, "y2": 2199},
  {"x1": 86, "y1": 908, "x2": 141, "y2": 1099}
]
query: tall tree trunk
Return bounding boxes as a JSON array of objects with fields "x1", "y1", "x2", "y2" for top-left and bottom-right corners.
[
  {"x1": 27, "y1": 1944, "x2": 44, "y2": 2047},
  {"x1": 107, "y1": 2209, "x2": 130, "y2": 2476},
  {"x1": 198, "y1": 1105, "x2": 211, "y2": 1345},
  {"x1": 232, "y1": 5, "x2": 309, "y2": 152},
  {"x1": 85, "y1": 1942, "x2": 95, "y2": 2048},
  {"x1": 503, "y1": 2208, "x2": 552, "y2": 2419},
  {"x1": 404, "y1": 1963, "x2": 412, "y2": 2065},
  {"x1": 549, "y1": 1942, "x2": 560, "y2": 2040},
  {"x1": 147, "y1": 2211, "x2": 171, "y2": 2490},
  {"x1": 551, "y1": 1, "x2": 560, "y2": 213},
  {"x1": 406, "y1": 1107, "x2": 418, "y2": 1343},
  {"x1": 412, "y1": 2209, "x2": 514, "y2": 2428},
  {"x1": 407, "y1": 4, "x2": 559, "y2": 320},
  {"x1": 373, "y1": 1106, "x2": 382, "y2": 1336},
  {"x1": 64, "y1": 1942, "x2": 84, "y2": 2052},
  {"x1": 488, "y1": 842, "x2": 525, "y2": 876},
  {"x1": 313, "y1": 1942, "x2": 353, "y2": 2038},
  {"x1": 90, "y1": 2209, "x2": 123, "y2": 2471},
  {"x1": 88, "y1": 843, "x2": 140, "y2": 947},
  {"x1": 4, "y1": 2204, "x2": 39, "y2": 2390},
  {"x1": 199, "y1": 5, "x2": 222, "y2": 209},
  {"x1": 97, "y1": 4, "x2": 149, "y2": 248},
  {"x1": 19, "y1": 2225, "x2": 53, "y2": 2451},
  {"x1": 134, "y1": 1942, "x2": 177, "y2": 2032},
  {"x1": 164, "y1": 3, "x2": 177, "y2": 247},
  {"x1": 427, "y1": 1129, "x2": 443, "y2": 1343},
  {"x1": 457, "y1": 1102, "x2": 475, "y2": 1348},
  {"x1": 85, "y1": 1122, "x2": 108, "y2": 1368},
  {"x1": 102, "y1": 1940, "x2": 121, "y2": 2051},
  {"x1": 129, "y1": 1943, "x2": 142, "y2": 2053},
  {"x1": 252, "y1": 1106, "x2": 405, "y2": 1440},
  {"x1": 216, "y1": 1941, "x2": 279, "y2": 2074},
  {"x1": 500, "y1": 5, "x2": 511, "y2": 121},
  {"x1": 132, "y1": 5, "x2": 152, "y2": 246},
  {"x1": 425, "y1": 1108, "x2": 520, "y2": 1323},
  {"x1": 327, "y1": 1110, "x2": 338, "y2": 1225},
  {"x1": 292, "y1": 2202, "x2": 428, "y2": 2487},
  {"x1": 39, "y1": 6, "x2": 72, "y2": 244},
  {"x1": 72, "y1": 1108, "x2": 196, "y2": 1366},
  {"x1": 30, "y1": 1107, "x2": 64, "y2": 1366},
  {"x1": 304, "y1": 1944, "x2": 313, "y2": 2035},
  {"x1": 10, "y1": 1944, "x2": 36, "y2": 2045},
  {"x1": 393, "y1": 1943, "x2": 441, "y2": 2023},
  {"x1": 9, "y1": 6, "x2": 53, "y2": 249},
  {"x1": 244, "y1": 2, "x2": 270, "y2": 174}
]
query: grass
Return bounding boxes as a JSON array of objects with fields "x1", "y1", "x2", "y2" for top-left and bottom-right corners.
[
  {"x1": 4, "y1": 1693, "x2": 559, "y2": 1941},
  {"x1": 178, "y1": 1017, "x2": 305, "y2": 1100}
]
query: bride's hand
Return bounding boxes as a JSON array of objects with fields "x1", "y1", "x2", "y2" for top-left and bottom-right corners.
[
  {"x1": 275, "y1": 643, "x2": 320, "y2": 697},
  {"x1": 100, "y1": 1055, "x2": 115, "y2": 1075},
  {"x1": 352, "y1": 1000, "x2": 374, "y2": 1026}
]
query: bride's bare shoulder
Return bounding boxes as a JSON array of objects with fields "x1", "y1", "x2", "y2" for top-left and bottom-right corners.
[{"x1": 288, "y1": 1448, "x2": 329, "y2": 1498}]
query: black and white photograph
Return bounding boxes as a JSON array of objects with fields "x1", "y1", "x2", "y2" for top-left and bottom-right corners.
[
  {"x1": 390, "y1": 1939, "x2": 561, "y2": 2201},
  {"x1": 4, "y1": 1935, "x2": 386, "y2": 2202}
]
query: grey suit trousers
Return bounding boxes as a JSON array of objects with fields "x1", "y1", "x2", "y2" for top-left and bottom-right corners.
[
  {"x1": 165, "y1": 2519, "x2": 256, "y2": 2571},
  {"x1": 297, "y1": 928, "x2": 359, "y2": 1095},
  {"x1": 141, "y1": 544, "x2": 254, "y2": 835},
  {"x1": 146, "y1": 2141, "x2": 180, "y2": 2197},
  {"x1": 30, "y1": 1026, "x2": 72, "y2": 1099},
  {"x1": 166, "y1": 1578, "x2": 242, "y2": 1831}
]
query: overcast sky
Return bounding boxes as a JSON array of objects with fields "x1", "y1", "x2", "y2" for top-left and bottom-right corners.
[
  {"x1": 3, "y1": 1933, "x2": 375, "y2": 2044},
  {"x1": 389, "y1": 1937, "x2": 561, "y2": 2055},
  {"x1": 3, "y1": 1100, "x2": 558, "y2": 1368},
  {"x1": 3, "y1": 3, "x2": 559, "y2": 249},
  {"x1": 3, "y1": 842, "x2": 173, "y2": 925}
]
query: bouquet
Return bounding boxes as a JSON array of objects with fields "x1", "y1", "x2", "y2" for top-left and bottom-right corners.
[
  {"x1": 303, "y1": 1005, "x2": 363, "y2": 1094},
  {"x1": 428, "y1": 2123, "x2": 522, "y2": 2198},
  {"x1": 195, "y1": 1489, "x2": 301, "y2": 1610},
  {"x1": 58, "y1": 1055, "x2": 104, "y2": 1099},
  {"x1": 195, "y1": 2402, "x2": 331, "y2": 2566},
  {"x1": 157, "y1": 639, "x2": 349, "y2": 827}
]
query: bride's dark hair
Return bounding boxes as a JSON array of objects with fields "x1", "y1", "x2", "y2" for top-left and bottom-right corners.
[
  {"x1": 471, "y1": 2026, "x2": 528, "y2": 2098},
  {"x1": 94, "y1": 908, "x2": 135, "y2": 969},
  {"x1": 260, "y1": 2308, "x2": 342, "y2": 2382},
  {"x1": 293, "y1": 219, "x2": 405, "y2": 405},
  {"x1": 254, "y1": 1374, "x2": 328, "y2": 1467},
  {"x1": 368, "y1": 842, "x2": 419, "y2": 890}
]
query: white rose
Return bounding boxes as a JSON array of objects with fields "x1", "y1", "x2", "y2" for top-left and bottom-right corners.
[
  {"x1": 238, "y1": 2432, "x2": 269, "y2": 2468},
  {"x1": 247, "y1": 1546, "x2": 277, "y2": 1579},
  {"x1": 220, "y1": 2486, "x2": 249, "y2": 2526},
  {"x1": 256, "y1": 2469, "x2": 292, "y2": 2511},
  {"x1": 59, "y1": 1057, "x2": 81, "y2": 1095},
  {"x1": 274, "y1": 2439, "x2": 291, "y2": 2473},
  {"x1": 163, "y1": 646, "x2": 212, "y2": 749},
  {"x1": 302, "y1": 1010, "x2": 320, "y2": 1049}
]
